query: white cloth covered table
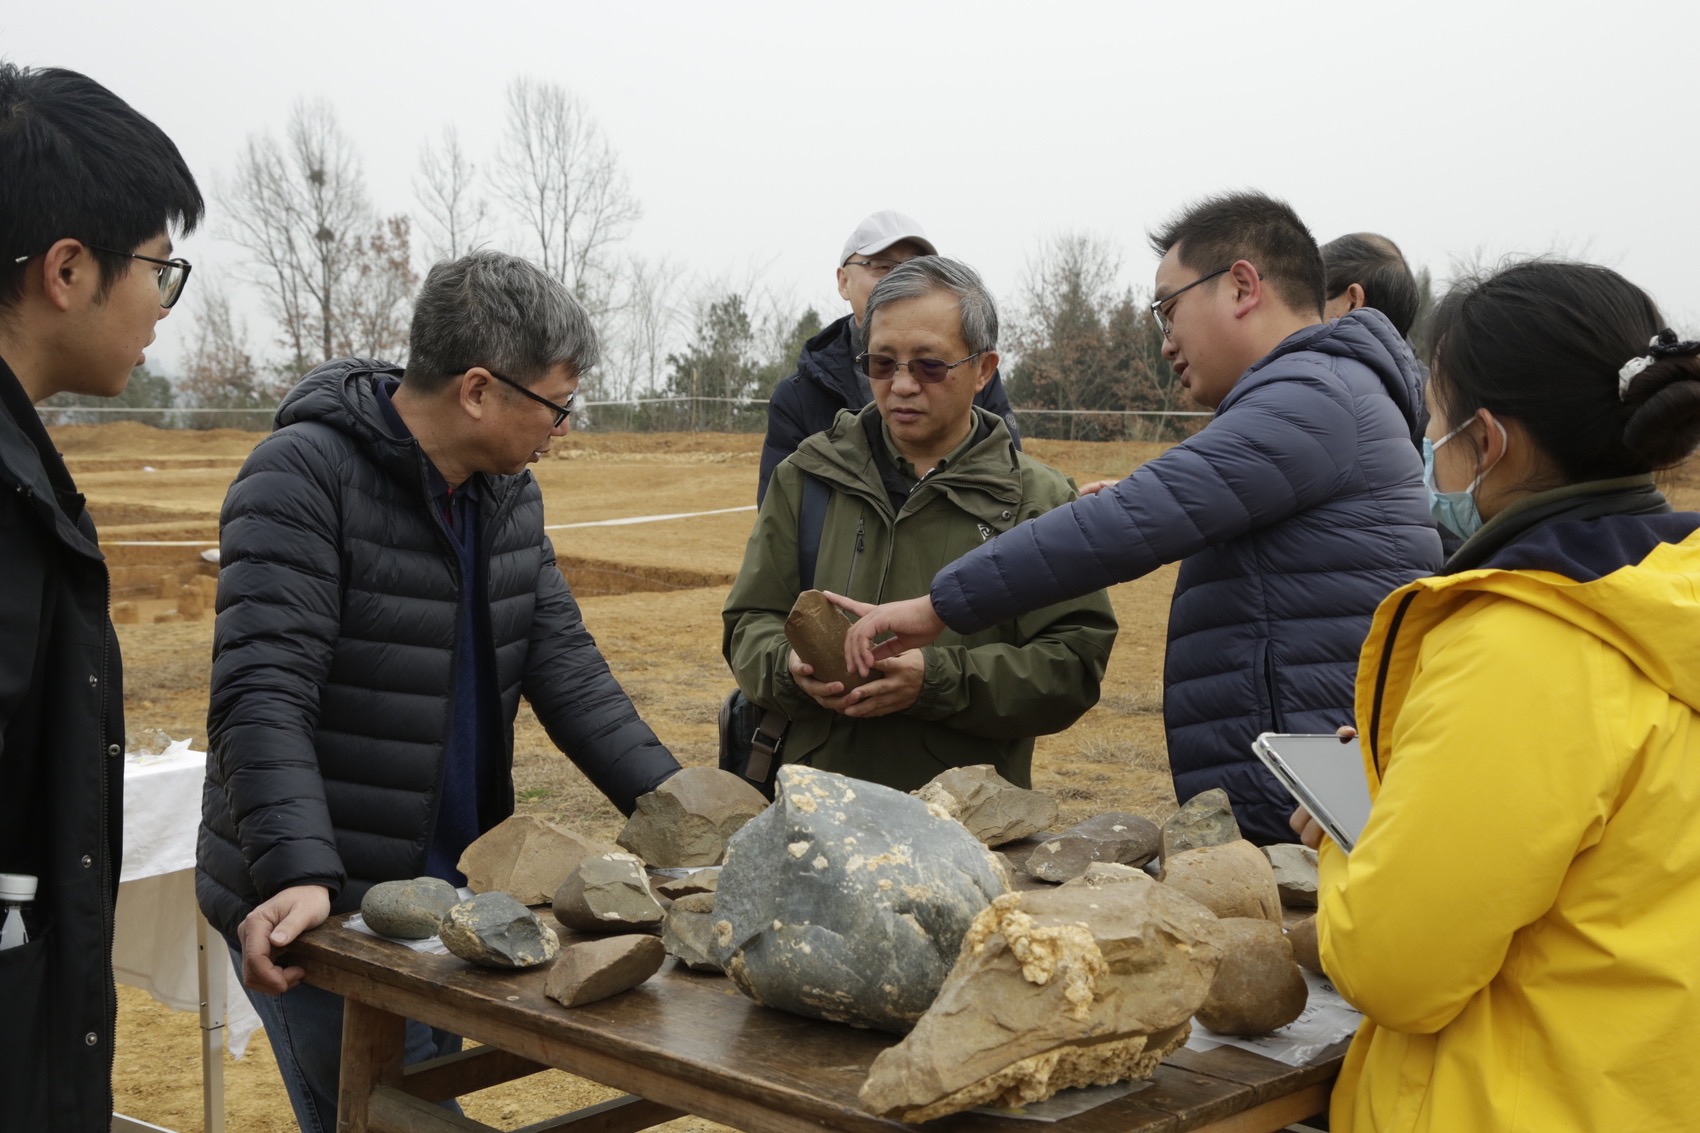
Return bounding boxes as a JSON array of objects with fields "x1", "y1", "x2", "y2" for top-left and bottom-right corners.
[{"x1": 115, "y1": 742, "x2": 261, "y2": 1056}]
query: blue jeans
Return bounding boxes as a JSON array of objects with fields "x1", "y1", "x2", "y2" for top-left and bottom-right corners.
[{"x1": 230, "y1": 945, "x2": 463, "y2": 1133}]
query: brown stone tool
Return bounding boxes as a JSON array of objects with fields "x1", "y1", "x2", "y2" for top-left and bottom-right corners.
[{"x1": 784, "y1": 589, "x2": 879, "y2": 691}]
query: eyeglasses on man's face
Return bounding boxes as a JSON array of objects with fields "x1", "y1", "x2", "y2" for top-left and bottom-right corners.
[
  {"x1": 856, "y1": 351, "x2": 983, "y2": 384},
  {"x1": 843, "y1": 257, "x2": 906, "y2": 277},
  {"x1": 11, "y1": 242, "x2": 193, "y2": 309},
  {"x1": 1149, "y1": 265, "x2": 1230, "y2": 338},
  {"x1": 477, "y1": 368, "x2": 576, "y2": 428}
]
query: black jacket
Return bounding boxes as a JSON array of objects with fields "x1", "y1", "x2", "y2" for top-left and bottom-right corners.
[
  {"x1": 196, "y1": 360, "x2": 680, "y2": 937},
  {"x1": 757, "y1": 313, "x2": 1021, "y2": 504},
  {"x1": 0, "y1": 356, "x2": 124, "y2": 1131}
]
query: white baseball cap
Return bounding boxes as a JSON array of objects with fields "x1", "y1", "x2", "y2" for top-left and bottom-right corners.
[{"x1": 840, "y1": 210, "x2": 937, "y2": 266}]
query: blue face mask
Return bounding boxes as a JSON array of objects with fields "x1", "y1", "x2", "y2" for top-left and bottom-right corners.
[{"x1": 1422, "y1": 416, "x2": 1503, "y2": 541}]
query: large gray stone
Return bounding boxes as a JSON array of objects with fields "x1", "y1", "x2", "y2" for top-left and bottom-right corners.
[
  {"x1": 1262, "y1": 843, "x2": 1319, "y2": 909},
  {"x1": 457, "y1": 815, "x2": 620, "y2": 905},
  {"x1": 1025, "y1": 812, "x2": 1162, "y2": 882},
  {"x1": 1159, "y1": 789, "x2": 1242, "y2": 867},
  {"x1": 662, "y1": 894, "x2": 723, "y2": 973},
  {"x1": 914, "y1": 765, "x2": 1059, "y2": 847},
  {"x1": 859, "y1": 883, "x2": 1223, "y2": 1121},
  {"x1": 360, "y1": 877, "x2": 459, "y2": 940},
  {"x1": 439, "y1": 892, "x2": 559, "y2": 969},
  {"x1": 617, "y1": 767, "x2": 770, "y2": 868},
  {"x1": 545, "y1": 935, "x2": 666, "y2": 1007},
  {"x1": 552, "y1": 853, "x2": 664, "y2": 933},
  {"x1": 713, "y1": 765, "x2": 1009, "y2": 1033}
]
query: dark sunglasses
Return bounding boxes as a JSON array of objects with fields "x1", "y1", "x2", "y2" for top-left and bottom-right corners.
[
  {"x1": 855, "y1": 351, "x2": 984, "y2": 384},
  {"x1": 471, "y1": 368, "x2": 576, "y2": 428}
]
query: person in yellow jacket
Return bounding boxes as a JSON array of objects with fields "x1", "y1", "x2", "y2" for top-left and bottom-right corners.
[{"x1": 1294, "y1": 260, "x2": 1700, "y2": 1132}]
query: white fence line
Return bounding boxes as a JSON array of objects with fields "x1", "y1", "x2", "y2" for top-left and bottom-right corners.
[{"x1": 38, "y1": 400, "x2": 1211, "y2": 421}]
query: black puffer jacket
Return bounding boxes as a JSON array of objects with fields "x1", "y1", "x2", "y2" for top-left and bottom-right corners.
[
  {"x1": 0, "y1": 356, "x2": 125, "y2": 1131},
  {"x1": 196, "y1": 360, "x2": 680, "y2": 936},
  {"x1": 757, "y1": 313, "x2": 1021, "y2": 504}
]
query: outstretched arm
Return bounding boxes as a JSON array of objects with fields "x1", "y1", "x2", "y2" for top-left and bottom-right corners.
[{"x1": 828, "y1": 592, "x2": 947, "y2": 679}]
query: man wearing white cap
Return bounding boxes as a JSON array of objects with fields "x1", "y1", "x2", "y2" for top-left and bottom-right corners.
[{"x1": 756, "y1": 210, "x2": 1021, "y2": 503}]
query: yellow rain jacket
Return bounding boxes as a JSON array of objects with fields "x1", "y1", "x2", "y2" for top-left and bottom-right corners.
[{"x1": 1318, "y1": 517, "x2": 1700, "y2": 1132}]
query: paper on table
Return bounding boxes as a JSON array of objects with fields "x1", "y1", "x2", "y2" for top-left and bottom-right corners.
[
  {"x1": 972, "y1": 1079, "x2": 1152, "y2": 1122},
  {"x1": 1185, "y1": 969, "x2": 1362, "y2": 1066},
  {"x1": 342, "y1": 886, "x2": 475, "y2": 954}
]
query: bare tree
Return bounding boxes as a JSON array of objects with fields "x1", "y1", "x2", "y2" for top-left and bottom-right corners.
[
  {"x1": 335, "y1": 215, "x2": 420, "y2": 362},
  {"x1": 605, "y1": 253, "x2": 685, "y2": 400},
  {"x1": 176, "y1": 281, "x2": 289, "y2": 427},
  {"x1": 492, "y1": 78, "x2": 640, "y2": 317},
  {"x1": 224, "y1": 99, "x2": 373, "y2": 369},
  {"x1": 1013, "y1": 232, "x2": 1123, "y2": 361},
  {"x1": 414, "y1": 125, "x2": 490, "y2": 263}
]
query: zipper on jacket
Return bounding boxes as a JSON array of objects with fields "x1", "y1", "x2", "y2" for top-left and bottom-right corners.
[
  {"x1": 1261, "y1": 643, "x2": 1283, "y2": 733},
  {"x1": 844, "y1": 517, "x2": 865, "y2": 593},
  {"x1": 97, "y1": 563, "x2": 116, "y2": 1093},
  {"x1": 1366, "y1": 590, "x2": 1419, "y2": 784}
]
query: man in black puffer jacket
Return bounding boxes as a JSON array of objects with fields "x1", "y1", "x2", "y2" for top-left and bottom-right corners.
[
  {"x1": 196, "y1": 251, "x2": 681, "y2": 1133},
  {"x1": 757, "y1": 210, "x2": 1021, "y2": 504}
]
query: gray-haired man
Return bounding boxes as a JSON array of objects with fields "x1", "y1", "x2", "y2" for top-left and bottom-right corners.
[
  {"x1": 196, "y1": 250, "x2": 681, "y2": 1133},
  {"x1": 725, "y1": 256, "x2": 1116, "y2": 791},
  {"x1": 756, "y1": 210, "x2": 1023, "y2": 504}
]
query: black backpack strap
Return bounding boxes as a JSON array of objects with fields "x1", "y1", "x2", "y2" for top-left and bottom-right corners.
[{"x1": 797, "y1": 473, "x2": 830, "y2": 590}]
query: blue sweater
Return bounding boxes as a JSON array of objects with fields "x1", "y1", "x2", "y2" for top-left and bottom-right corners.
[{"x1": 931, "y1": 309, "x2": 1443, "y2": 842}]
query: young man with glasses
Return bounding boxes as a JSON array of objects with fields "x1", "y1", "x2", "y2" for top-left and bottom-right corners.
[
  {"x1": 838, "y1": 193, "x2": 1442, "y2": 844},
  {"x1": 725, "y1": 256, "x2": 1116, "y2": 791},
  {"x1": 756, "y1": 210, "x2": 1022, "y2": 504},
  {"x1": 197, "y1": 250, "x2": 682, "y2": 1133},
  {"x1": 0, "y1": 63, "x2": 204, "y2": 1131}
]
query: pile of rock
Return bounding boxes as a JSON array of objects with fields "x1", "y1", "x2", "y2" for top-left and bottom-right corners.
[
  {"x1": 352, "y1": 761, "x2": 1331, "y2": 1120},
  {"x1": 355, "y1": 767, "x2": 772, "y2": 998},
  {"x1": 853, "y1": 782, "x2": 1322, "y2": 1120}
]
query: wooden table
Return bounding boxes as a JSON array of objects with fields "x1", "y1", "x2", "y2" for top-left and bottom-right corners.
[{"x1": 295, "y1": 921, "x2": 1345, "y2": 1133}]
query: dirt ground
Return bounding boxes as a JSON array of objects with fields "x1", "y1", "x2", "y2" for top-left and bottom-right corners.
[
  {"x1": 76, "y1": 420, "x2": 1700, "y2": 1131},
  {"x1": 75, "y1": 422, "x2": 1180, "y2": 1132}
]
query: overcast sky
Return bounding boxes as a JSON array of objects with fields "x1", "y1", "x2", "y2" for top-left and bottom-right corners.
[{"x1": 8, "y1": 0, "x2": 1698, "y2": 377}]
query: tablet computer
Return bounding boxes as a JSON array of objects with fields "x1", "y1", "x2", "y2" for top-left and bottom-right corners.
[{"x1": 1251, "y1": 732, "x2": 1372, "y2": 852}]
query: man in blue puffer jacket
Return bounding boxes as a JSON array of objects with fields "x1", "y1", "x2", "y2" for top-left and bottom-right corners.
[{"x1": 838, "y1": 192, "x2": 1442, "y2": 843}]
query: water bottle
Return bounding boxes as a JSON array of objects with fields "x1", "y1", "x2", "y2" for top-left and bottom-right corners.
[{"x1": 0, "y1": 874, "x2": 38, "y2": 950}]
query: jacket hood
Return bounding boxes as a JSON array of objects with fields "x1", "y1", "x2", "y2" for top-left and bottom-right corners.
[
  {"x1": 1405, "y1": 516, "x2": 1700, "y2": 714},
  {"x1": 275, "y1": 356, "x2": 401, "y2": 440},
  {"x1": 793, "y1": 314, "x2": 862, "y2": 400},
  {"x1": 1240, "y1": 307, "x2": 1428, "y2": 444}
]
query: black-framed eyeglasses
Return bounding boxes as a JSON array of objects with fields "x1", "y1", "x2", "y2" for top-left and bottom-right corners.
[
  {"x1": 856, "y1": 351, "x2": 983, "y2": 384},
  {"x1": 477, "y1": 368, "x2": 576, "y2": 428},
  {"x1": 1149, "y1": 266, "x2": 1230, "y2": 338},
  {"x1": 12, "y1": 242, "x2": 193, "y2": 308}
]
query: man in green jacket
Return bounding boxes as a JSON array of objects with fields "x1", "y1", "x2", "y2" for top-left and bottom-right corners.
[{"x1": 723, "y1": 257, "x2": 1117, "y2": 791}]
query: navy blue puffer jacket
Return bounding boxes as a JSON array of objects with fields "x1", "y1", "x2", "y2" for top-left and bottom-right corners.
[
  {"x1": 196, "y1": 360, "x2": 680, "y2": 936},
  {"x1": 930, "y1": 310, "x2": 1442, "y2": 842}
]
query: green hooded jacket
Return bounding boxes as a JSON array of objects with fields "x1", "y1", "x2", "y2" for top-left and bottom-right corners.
[{"x1": 723, "y1": 405, "x2": 1118, "y2": 790}]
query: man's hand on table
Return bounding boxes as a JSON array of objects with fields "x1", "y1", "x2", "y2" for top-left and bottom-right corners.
[{"x1": 238, "y1": 883, "x2": 332, "y2": 995}]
